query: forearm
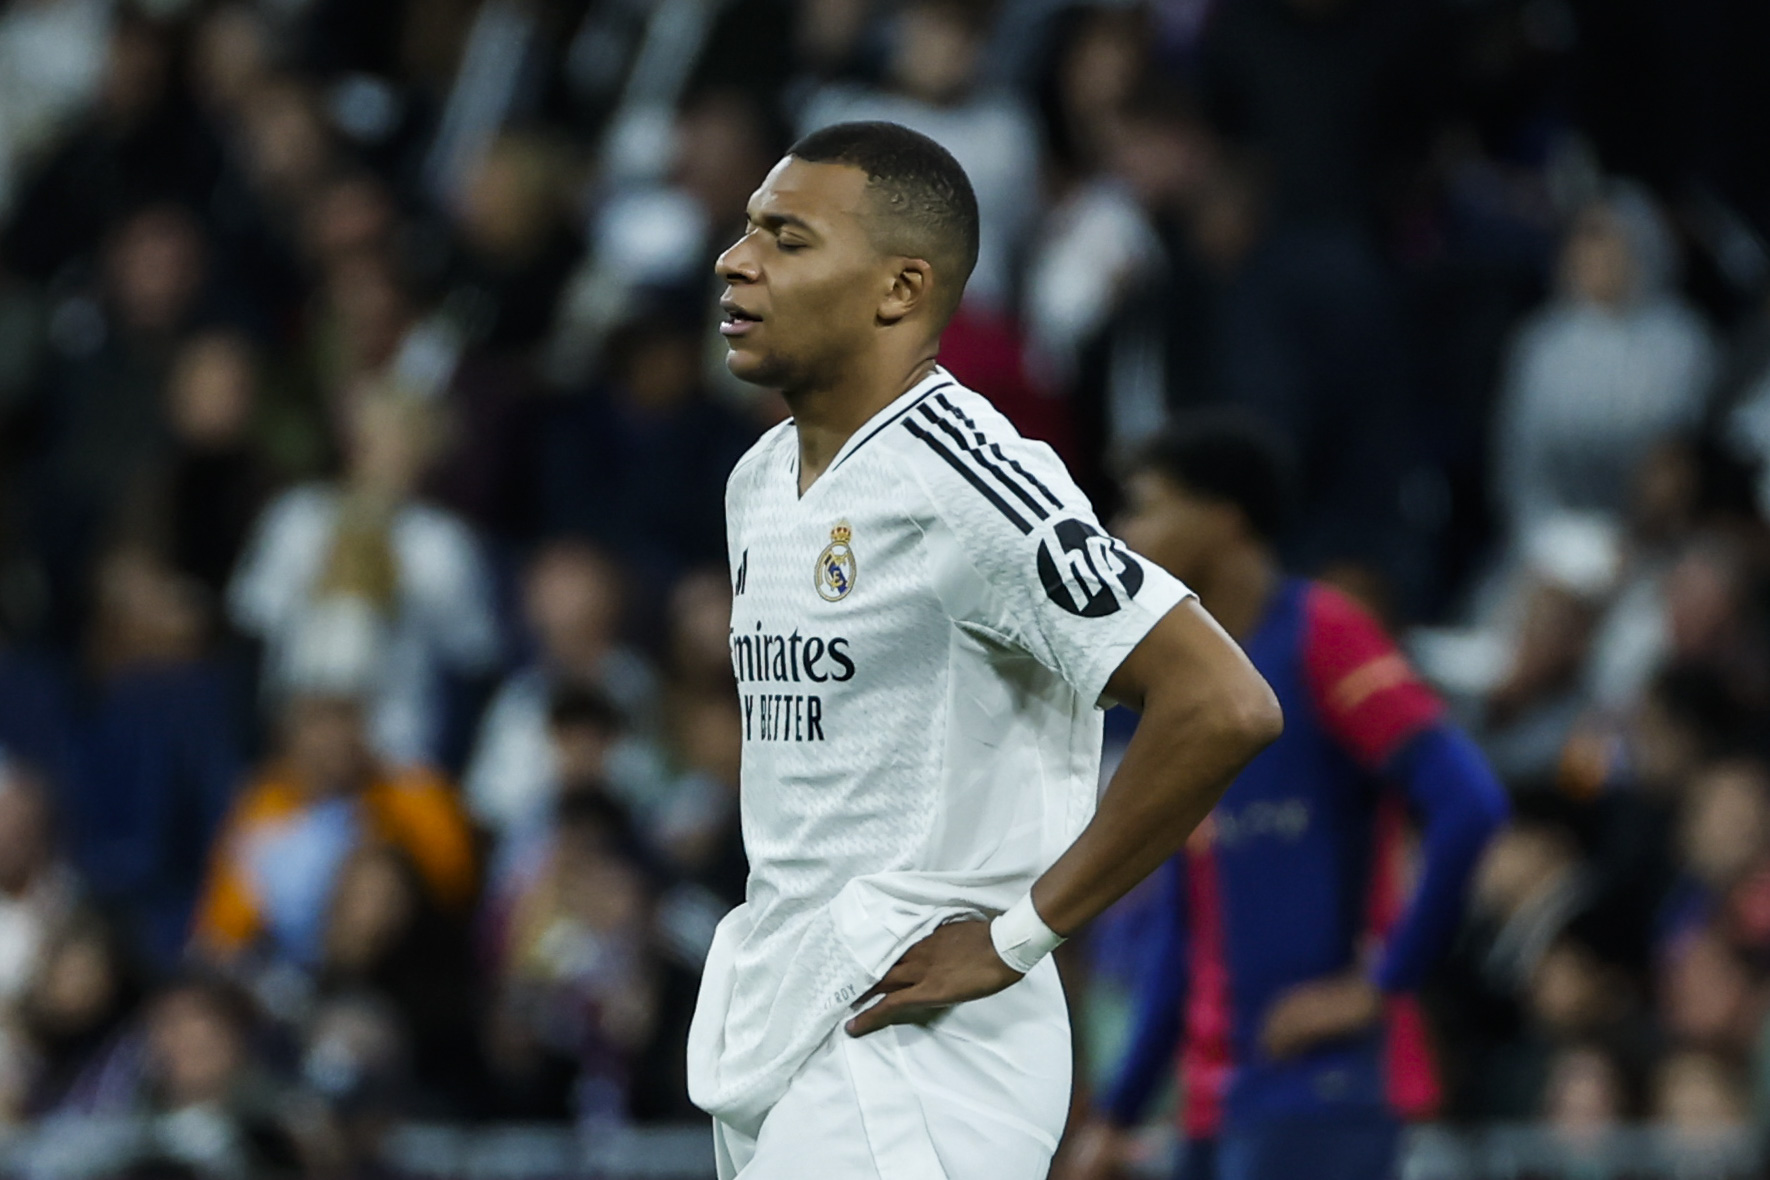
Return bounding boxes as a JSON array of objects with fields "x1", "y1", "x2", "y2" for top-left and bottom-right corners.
[
  {"x1": 1030, "y1": 601, "x2": 1281, "y2": 936},
  {"x1": 854, "y1": 608, "x2": 1277, "y2": 1037},
  {"x1": 1033, "y1": 690, "x2": 1271, "y2": 934}
]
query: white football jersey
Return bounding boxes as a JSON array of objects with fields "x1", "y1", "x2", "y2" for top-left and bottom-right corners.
[{"x1": 686, "y1": 368, "x2": 1192, "y2": 1134}]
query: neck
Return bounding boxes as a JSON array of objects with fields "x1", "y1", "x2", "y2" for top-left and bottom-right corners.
[
  {"x1": 785, "y1": 349, "x2": 940, "y2": 495},
  {"x1": 1194, "y1": 544, "x2": 1280, "y2": 640}
]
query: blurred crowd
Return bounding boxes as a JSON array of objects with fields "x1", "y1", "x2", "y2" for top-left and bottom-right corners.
[{"x1": 0, "y1": 0, "x2": 1766, "y2": 1173}]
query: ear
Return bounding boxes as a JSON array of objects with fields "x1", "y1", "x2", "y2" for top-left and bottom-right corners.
[{"x1": 876, "y1": 258, "x2": 935, "y2": 326}]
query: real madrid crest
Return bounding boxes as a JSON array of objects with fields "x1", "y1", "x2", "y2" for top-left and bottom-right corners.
[{"x1": 815, "y1": 521, "x2": 857, "y2": 601}]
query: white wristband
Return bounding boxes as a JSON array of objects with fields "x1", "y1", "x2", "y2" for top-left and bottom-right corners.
[{"x1": 989, "y1": 894, "x2": 1065, "y2": 975}]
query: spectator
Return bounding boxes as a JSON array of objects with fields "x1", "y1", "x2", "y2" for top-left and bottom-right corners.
[
  {"x1": 30, "y1": 203, "x2": 213, "y2": 640},
  {"x1": 663, "y1": 567, "x2": 736, "y2": 697},
  {"x1": 1677, "y1": 763, "x2": 1770, "y2": 910},
  {"x1": 18, "y1": 911, "x2": 146, "y2": 1119},
  {"x1": 1660, "y1": 924, "x2": 1758, "y2": 1053},
  {"x1": 299, "y1": 171, "x2": 400, "y2": 281},
  {"x1": 229, "y1": 385, "x2": 501, "y2": 766},
  {"x1": 1529, "y1": 937, "x2": 1633, "y2": 1048},
  {"x1": 305, "y1": 249, "x2": 416, "y2": 404},
  {"x1": 121, "y1": 331, "x2": 277, "y2": 601},
  {"x1": 633, "y1": 584, "x2": 744, "y2": 1119},
  {"x1": 1031, "y1": 4, "x2": 1150, "y2": 188},
  {"x1": 553, "y1": 86, "x2": 785, "y2": 408},
  {"x1": 192, "y1": 676, "x2": 475, "y2": 970},
  {"x1": 0, "y1": 765, "x2": 78, "y2": 1006},
  {"x1": 1198, "y1": 0, "x2": 1437, "y2": 232},
  {"x1": 0, "y1": 0, "x2": 111, "y2": 219},
  {"x1": 1494, "y1": 187, "x2": 1718, "y2": 550},
  {"x1": 798, "y1": 0, "x2": 1041, "y2": 311},
  {"x1": 66, "y1": 546, "x2": 242, "y2": 965},
  {"x1": 647, "y1": 570, "x2": 744, "y2": 904},
  {"x1": 185, "y1": 6, "x2": 270, "y2": 130},
  {"x1": 1542, "y1": 1044, "x2": 1628, "y2": 1145},
  {"x1": 1044, "y1": 87, "x2": 1218, "y2": 469},
  {"x1": 1654, "y1": 1049, "x2": 1748, "y2": 1139},
  {"x1": 485, "y1": 789, "x2": 657, "y2": 1127},
  {"x1": 443, "y1": 131, "x2": 583, "y2": 359},
  {"x1": 0, "y1": 763, "x2": 81, "y2": 1116},
  {"x1": 1, "y1": 14, "x2": 219, "y2": 284},
  {"x1": 1476, "y1": 515, "x2": 1619, "y2": 783},
  {"x1": 137, "y1": 975, "x2": 327, "y2": 1179},
  {"x1": 296, "y1": 993, "x2": 408, "y2": 1166},
  {"x1": 537, "y1": 299, "x2": 758, "y2": 587},
  {"x1": 485, "y1": 681, "x2": 637, "y2": 925},
  {"x1": 465, "y1": 541, "x2": 658, "y2": 834},
  {"x1": 1435, "y1": 822, "x2": 1598, "y2": 1118},
  {"x1": 307, "y1": 845, "x2": 482, "y2": 1117},
  {"x1": 653, "y1": 690, "x2": 745, "y2": 912}
]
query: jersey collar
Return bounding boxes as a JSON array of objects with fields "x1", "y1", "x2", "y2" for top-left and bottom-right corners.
[{"x1": 825, "y1": 366, "x2": 958, "y2": 476}]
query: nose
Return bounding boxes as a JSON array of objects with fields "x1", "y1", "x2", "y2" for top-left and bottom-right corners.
[{"x1": 716, "y1": 233, "x2": 760, "y2": 285}]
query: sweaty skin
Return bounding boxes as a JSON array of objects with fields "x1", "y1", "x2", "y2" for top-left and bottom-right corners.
[{"x1": 713, "y1": 155, "x2": 1283, "y2": 1040}]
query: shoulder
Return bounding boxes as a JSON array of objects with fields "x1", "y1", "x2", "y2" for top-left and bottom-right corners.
[
  {"x1": 394, "y1": 498, "x2": 471, "y2": 538},
  {"x1": 1299, "y1": 583, "x2": 1409, "y2": 682},
  {"x1": 392, "y1": 503, "x2": 486, "y2": 577},
  {"x1": 373, "y1": 765, "x2": 469, "y2": 819},
  {"x1": 385, "y1": 762, "x2": 458, "y2": 797},
  {"x1": 1299, "y1": 582, "x2": 1443, "y2": 766},
  {"x1": 228, "y1": 774, "x2": 304, "y2": 828},
  {"x1": 1301, "y1": 581, "x2": 1387, "y2": 636},
  {"x1": 884, "y1": 379, "x2": 1080, "y2": 536},
  {"x1": 256, "y1": 484, "x2": 336, "y2": 537}
]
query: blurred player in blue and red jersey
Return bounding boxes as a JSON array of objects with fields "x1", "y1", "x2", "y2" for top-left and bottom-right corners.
[{"x1": 1063, "y1": 416, "x2": 1509, "y2": 1180}]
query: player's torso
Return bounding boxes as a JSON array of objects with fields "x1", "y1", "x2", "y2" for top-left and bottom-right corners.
[
  {"x1": 1203, "y1": 582, "x2": 1383, "y2": 1011},
  {"x1": 1184, "y1": 580, "x2": 1392, "y2": 1117},
  {"x1": 1179, "y1": 580, "x2": 1450, "y2": 1130},
  {"x1": 726, "y1": 427, "x2": 957, "y2": 905}
]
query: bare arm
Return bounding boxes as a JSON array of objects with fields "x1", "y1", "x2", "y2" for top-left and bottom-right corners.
[
  {"x1": 847, "y1": 598, "x2": 1281, "y2": 1036},
  {"x1": 1034, "y1": 598, "x2": 1282, "y2": 934}
]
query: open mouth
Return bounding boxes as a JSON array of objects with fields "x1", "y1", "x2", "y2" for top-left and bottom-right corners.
[{"x1": 720, "y1": 301, "x2": 761, "y2": 337}]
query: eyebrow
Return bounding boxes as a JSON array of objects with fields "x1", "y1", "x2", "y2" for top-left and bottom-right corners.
[{"x1": 748, "y1": 209, "x2": 818, "y2": 236}]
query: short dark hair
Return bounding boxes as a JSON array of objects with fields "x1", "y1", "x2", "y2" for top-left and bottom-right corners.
[
  {"x1": 1130, "y1": 411, "x2": 1295, "y2": 542},
  {"x1": 788, "y1": 121, "x2": 980, "y2": 316}
]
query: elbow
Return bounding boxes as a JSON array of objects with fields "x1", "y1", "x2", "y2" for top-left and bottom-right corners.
[{"x1": 1222, "y1": 674, "x2": 1284, "y2": 759}]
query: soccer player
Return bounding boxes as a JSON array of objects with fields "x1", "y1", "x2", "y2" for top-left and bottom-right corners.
[
  {"x1": 1062, "y1": 417, "x2": 1510, "y2": 1180},
  {"x1": 688, "y1": 122, "x2": 1284, "y2": 1179}
]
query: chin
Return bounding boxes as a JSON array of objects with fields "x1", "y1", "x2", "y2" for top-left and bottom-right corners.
[{"x1": 725, "y1": 347, "x2": 790, "y2": 390}]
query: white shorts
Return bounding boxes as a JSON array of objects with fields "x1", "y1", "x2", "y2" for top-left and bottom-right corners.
[{"x1": 712, "y1": 957, "x2": 1072, "y2": 1180}]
